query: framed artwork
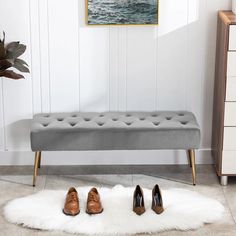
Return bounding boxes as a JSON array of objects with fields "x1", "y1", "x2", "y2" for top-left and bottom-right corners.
[{"x1": 86, "y1": 0, "x2": 159, "y2": 26}]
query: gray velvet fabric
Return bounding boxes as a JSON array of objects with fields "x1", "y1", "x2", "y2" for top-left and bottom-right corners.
[{"x1": 30, "y1": 111, "x2": 201, "y2": 151}]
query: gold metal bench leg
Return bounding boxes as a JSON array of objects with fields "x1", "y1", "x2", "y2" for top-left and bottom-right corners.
[
  {"x1": 188, "y1": 149, "x2": 196, "y2": 185},
  {"x1": 187, "y1": 150, "x2": 192, "y2": 168},
  {"x1": 33, "y1": 151, "x2": 41, "y2": 187},
  {"x1": 38, "y1": 151, "x2": 41, "y2": 169}
]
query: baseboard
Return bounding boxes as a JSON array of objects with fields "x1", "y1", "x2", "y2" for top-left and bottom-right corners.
[{"x1": 0, "y1": 149, "x2": 212, "y2": 165}]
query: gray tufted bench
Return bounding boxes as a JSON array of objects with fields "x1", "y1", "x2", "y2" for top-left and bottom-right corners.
[{"x1": 30, "y1": 111, "x2": 201, "y2": 186}]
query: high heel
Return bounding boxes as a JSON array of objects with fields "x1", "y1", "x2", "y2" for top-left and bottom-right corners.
[
  {"x1": 133, "y1": 185, "x2": 145, "y2": 215},
  {"x1": 152, "y1": 184, "x2": 164, "y2": 214}
]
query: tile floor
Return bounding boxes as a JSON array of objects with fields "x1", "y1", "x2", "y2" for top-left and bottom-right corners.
[{"x1": 0, "y1": 165, "x2": 236, "y2": 236}]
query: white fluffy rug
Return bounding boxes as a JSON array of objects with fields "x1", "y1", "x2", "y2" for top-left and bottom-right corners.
[{"x1": 4, "y1": 185, "x2": 224, "y2": 235}]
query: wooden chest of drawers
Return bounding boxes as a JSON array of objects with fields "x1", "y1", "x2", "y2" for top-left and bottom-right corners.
[{"x1": 212, "y1": 11, "x2": 236, "y2": 185}]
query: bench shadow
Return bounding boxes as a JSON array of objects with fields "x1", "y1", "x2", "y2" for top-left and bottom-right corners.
[{"x1": 0, "y1": 165, "x2": 217, "y2": 186}]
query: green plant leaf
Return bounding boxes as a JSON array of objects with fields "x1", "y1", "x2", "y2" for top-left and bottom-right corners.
[
  {"x1": 13, "y1": 60, "x2": 30, "y2": 73},
  {"x1": 6, "y1": 41, "x2": 19, "y2": 50},
  {"x1": 0, "y1": 70, "x2": 24, "y2": 79},
  {"x1": 15, "y1": 58, "x2": 28, "y2": 67},
  {"x1": 6, "y1": 43, "x2": 26, "y2": 59},
  {"x1": 0, "y1": 43, "x2": 5, "y2": 59},
  {"x1": 0, "y1": 32, "x2": 5, "y2": 58},
  {"x1": 0, "y1": 59, "x2": 13, "y2": 70},
  {"x1": 0, "y1": 32, "x2": 29, "y2": 80}
]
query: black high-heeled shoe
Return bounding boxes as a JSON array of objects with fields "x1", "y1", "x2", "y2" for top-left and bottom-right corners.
[
  {"x1": 133, "y1": 185, "x2": 145, "y2": 215},
  {"x1": 152, "y1": 184, "x2": 164, "y2": 214}
]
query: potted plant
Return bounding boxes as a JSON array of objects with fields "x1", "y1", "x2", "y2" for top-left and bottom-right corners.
[{"x1": 0, "y1": 31, "x2": 29, "y2": 79}]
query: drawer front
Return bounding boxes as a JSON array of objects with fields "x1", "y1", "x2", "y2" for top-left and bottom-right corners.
[
  {"x1": 224, "y1": 102, "x2": 236, "y2": 126},
  {"x1": 223, "y1": 127, "x2": 236, "y2": 150},
  {"x1": 227, "y1": 52, "x2": 236, "y2": 76},
  {"x1": 222, "y1": 151, "x2": 236, "y2": 174},
  {"x1": 226, "y1": 77, "x2": 236, "y2": 101},
  {"x1": 229, "y1": 25, "x2": 236, "y2": 51}
]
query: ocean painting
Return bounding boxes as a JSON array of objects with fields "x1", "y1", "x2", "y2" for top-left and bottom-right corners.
[{"x1": 87, "y1": 0, "x2": 159, "y2": 25}]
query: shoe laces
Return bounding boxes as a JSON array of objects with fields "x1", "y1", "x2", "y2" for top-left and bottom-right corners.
[
  {"x1": 88, "y1": 192, "x2": 99, "y2": 202},
  {"x1": 68, "y1": 192, "x2": 77, "y2": 202}
]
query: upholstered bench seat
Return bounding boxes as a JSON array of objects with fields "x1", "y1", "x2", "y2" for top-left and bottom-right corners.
[
  {"x1": 31, "y1": 111, "x2": 200, "y2": 151},
  {"x1": 30, "y1": 111, "x2": 201, "y2": 186}
]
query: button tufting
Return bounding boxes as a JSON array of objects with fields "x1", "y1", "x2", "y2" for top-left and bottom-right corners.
[
  {"x1": 32, "y1": 111, "x2": 200, "y2": 153},
  {"x1": 153, "y1": 122, "x2": 160, "y2": 126},
  {"x1": 97, "y1": 122, "x2": 104, "y2": 126},
  {"x1": 125, "y1": 122, "x2": 132, "y2": 126},
  {"x1": 70, "y1": 123, "x2": 76, "y2": 127},
  {"x1": 181, "y1": 121, "x2": 188, "y2": 125}
]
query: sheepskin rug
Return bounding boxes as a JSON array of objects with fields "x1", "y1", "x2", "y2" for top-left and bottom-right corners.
[{"x1": 3, "y1": 185, "x2": 224, "y2": 235}]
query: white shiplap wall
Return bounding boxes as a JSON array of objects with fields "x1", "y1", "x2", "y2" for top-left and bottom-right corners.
[{"x1": 0, "y1": 0, "x2": 232, "y2": 165}]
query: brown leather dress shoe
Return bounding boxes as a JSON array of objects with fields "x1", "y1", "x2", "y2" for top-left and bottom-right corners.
[
  {"x1": 86, "y1": 187, "x2": 103, "y2": 214},
  {"x1": 133, "y1": 185, "x2": 145, "y2": 215},
  {"x1": 63, "y1": 187, "x2": 80, "y2": 216},
  {"x1": 152, "y1": 184, "x2": 164, "y2": 214}
]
